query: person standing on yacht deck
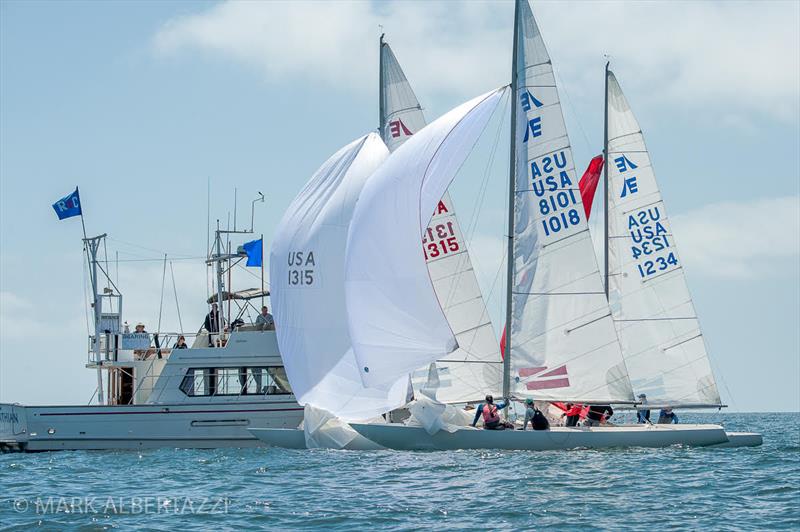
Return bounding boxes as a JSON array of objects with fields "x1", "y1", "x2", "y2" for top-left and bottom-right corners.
[
  {"x1": 637, "y1": 393, "x2": 651, "y2": 424},
  {"x1": 204, "y1": 303, "x2": 220, "y2": 347},
  {"x1": 256, "y1": 306, "x2": 274, "y2": 331}
]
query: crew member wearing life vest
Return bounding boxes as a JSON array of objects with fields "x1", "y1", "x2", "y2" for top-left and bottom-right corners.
[
  {"x1": 470, "y1": 395, "x2": 510, "y2": 430},
  {"x1": 561, "y1": 402, "x2": 583, "y2": 427}
]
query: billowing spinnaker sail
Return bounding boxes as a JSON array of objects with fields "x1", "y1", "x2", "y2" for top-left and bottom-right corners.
[
  {"x1": 380, "y1": 39, "x2": 502, "y2": 402},
  {"x1": 606, "y1": 71, "x2": 721, "y2": 406},
  {"x1": 509, "y1": 1, "x2": 634, "y2": 403},
  {"x1": 270, "y1": 133, "x2": 410, "y2": 421},
  {"x1": 346, "y1": 87, "x2": 507, "y2": 388}
]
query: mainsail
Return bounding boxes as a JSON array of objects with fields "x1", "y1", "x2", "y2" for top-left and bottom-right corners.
[
  {"x1": 270, "y1": 133, "x2": 410, "y2": 421},
  {"x1": 605, "y1": 71, "x2": 722, "y2": 406},
  {"x1": 346, "y1": 87, "x2": 507, "y2": 389},
  {"x1": 380, "y1": 37, "x2": 502, "y2": 402},
  {"x1": 506, "y1": 0, "x2": 634, "y2": 403}
]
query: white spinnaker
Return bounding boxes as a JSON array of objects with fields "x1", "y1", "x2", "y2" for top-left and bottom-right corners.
[
  {"x1": 270, "y1": 133, "x2": 409, "y2": 421},
  {"x1": 509, "y1": 1, "x2": 634, "y2": 403},
  {"x1": 606, "y1": 71, "x2": 721, "y2": 406},
  {"x1": 346, "y1": 87, "x2": 507, "y2": 389},
  {"x1": 380, "y1": 39, "x2": 502, "y2": 402}
]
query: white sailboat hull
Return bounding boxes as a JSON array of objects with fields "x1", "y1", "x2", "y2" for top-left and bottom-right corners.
[
  {"x1": 712, "y1": 432, "x2": 764, "y2": 448},
  {"x1": 248, "y1": 428, "x2": 385, "y2": 450},
  {"x1": 348, "y1": 423, "x2": 758, "y2": 451}
]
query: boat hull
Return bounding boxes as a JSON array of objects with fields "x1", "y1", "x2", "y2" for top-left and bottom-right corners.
[
  {"x1": 0, "y1": 401, "x2": 303, "y2": 452},
  {"x1": 713, "y1": 432, "x2": 764, "y2": 448},
  {"x1": 349, "y1": 423, "x2": 742, "y2": 451},
  {"x1": 248, "y1": 428, "x2": 385, "y2": 450}
]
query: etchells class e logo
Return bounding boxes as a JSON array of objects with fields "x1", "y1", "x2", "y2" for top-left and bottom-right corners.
[
  {"x1": 615, "y1": 155, "x2": 639, "y2": 198},
  {"x1": 388, "y1": 119, "x2": 413, "y2": 138},
  {"x1": 521, "y1": 89, "x2": 545, "y2": 143}
]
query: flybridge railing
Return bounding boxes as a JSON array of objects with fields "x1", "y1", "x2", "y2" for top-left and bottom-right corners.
[{"x1": 87, "y1": 331, "x2": 201, "y2": 364}]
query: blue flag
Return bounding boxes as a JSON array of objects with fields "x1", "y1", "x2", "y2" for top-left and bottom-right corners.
[
  {"x1": 52, "y1": 187, "x2": 82, "y2": 220},
  {"x1": 242, "y1": 238, "x2": 263, "y2": 267}
]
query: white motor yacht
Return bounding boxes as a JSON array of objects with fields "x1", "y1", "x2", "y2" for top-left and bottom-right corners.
[{"x1": 1, "y1": 224, "x2": 303, "y2": 452}]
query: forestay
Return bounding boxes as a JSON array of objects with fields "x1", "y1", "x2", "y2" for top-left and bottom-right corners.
[
  {"x1": 270, "y1": 133, "x2": 410, "y2": 421},
  {"x1": 606, "y1": 71, "x2": 721, "y2": 406},
  {"x1": 509, "y1": 1, "x2": 634, "y2": 403},
  {"x1": 346, "y1": 87, "x2": 507, "y2": 389},
  {"x1": 380, "y1": 38, "x2": 502, "y2": 402}
]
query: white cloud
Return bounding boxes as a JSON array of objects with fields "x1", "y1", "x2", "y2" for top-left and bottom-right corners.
[
  {"x1": 465, "y1": 195, "x2": 800, "y2": 299},
  {"x1": 671, "y1": 196, "x2": 800, "y2": 279},
  {"x1": 152, "y1": 1, "x2": 799, "y2": 122}
]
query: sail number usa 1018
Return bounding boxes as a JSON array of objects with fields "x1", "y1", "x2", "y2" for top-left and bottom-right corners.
[{"x1": 529, "y1": 151, "x2": 584, "y2": 239}]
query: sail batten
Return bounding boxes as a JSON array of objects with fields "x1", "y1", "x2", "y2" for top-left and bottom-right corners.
[
  {"x1": 507, "y1": 0, "x2": 635, "y2": 404},
  {"x1": 380, "y1": 38, "x2": 503, "y2": 403},
  {"x1": 605, "y1": 70, "x2": 721, "y2": 406}
]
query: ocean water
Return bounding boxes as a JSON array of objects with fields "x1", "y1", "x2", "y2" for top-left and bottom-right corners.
[{"x1": 1, "y1": 412, "x2": 798, "y2": 531}]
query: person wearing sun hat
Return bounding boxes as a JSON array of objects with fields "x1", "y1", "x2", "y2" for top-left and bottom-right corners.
[{"x1": 636, "y1": 393, "x2": 651, "y2": 424}]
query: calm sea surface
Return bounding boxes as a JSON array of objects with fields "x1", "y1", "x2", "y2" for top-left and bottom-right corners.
[{"x1": 1, "y1": 412, "x2": 798, "y2": 531}]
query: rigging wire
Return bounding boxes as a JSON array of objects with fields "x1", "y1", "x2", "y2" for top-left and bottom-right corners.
[
  {"x1": 170, "y1": 261, "x2": 184, "y2": 335},
  {"x1": 445, "y1": 90, "x2": 510, "y2": 355},
  {"x1": 102, "y1": 237, "x2": 111, "y2": 297},
  {"x1": 101, "y1": 255, "x2": 206, "y2": 263},
  {"x1": 552, "y1": 63, "x2": 593, "y2": 156},
  {"x1": 81, "y1": 248, "x2": 92, "y2": 337},
  {"x1": 156, "y1": 254, "x2": 167, "y2": 335},
  {"x1": 437, "y1": 89, "x2": 509, "y2": 315}
]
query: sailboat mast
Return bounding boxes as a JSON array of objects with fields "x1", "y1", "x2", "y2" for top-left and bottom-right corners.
[
  {"x1": 503, "y1": 1, "x2": 520, "y2": 401},
  {"x1": 378, "y1": 33, "x2": 386, "y2": 140},
  {"x1": 603, "y1": 61, "x2": 610, "y2": 299}
]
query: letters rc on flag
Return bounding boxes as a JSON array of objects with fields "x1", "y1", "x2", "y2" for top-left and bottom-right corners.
[{"x1": 52, "y1": 187, "x2": 82, "y2": 220}]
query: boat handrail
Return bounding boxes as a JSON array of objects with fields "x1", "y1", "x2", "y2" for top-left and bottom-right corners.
[{"x1": 129, "y1": 365, "x2": 290, "y2": 405}]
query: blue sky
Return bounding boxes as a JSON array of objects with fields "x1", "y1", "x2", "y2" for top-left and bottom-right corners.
[{"x1": 1, "y1": 1, "x2": 798, "y2": 411}]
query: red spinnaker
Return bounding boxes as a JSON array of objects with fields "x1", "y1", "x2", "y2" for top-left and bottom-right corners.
[{"x1": 579, "y1": 155, "x2": 604, "y2": 220}]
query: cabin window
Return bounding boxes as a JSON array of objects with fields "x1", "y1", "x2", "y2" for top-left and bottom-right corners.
[
  {"x1": 179, "y1": 368, "x2": 214, "y2": 396},
  {"x1": 179, "y1": 367, "x2": 292, "y2": 396},
  {"x1": 216, "y1": 368, "x2": 242, "y2": 395}
]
